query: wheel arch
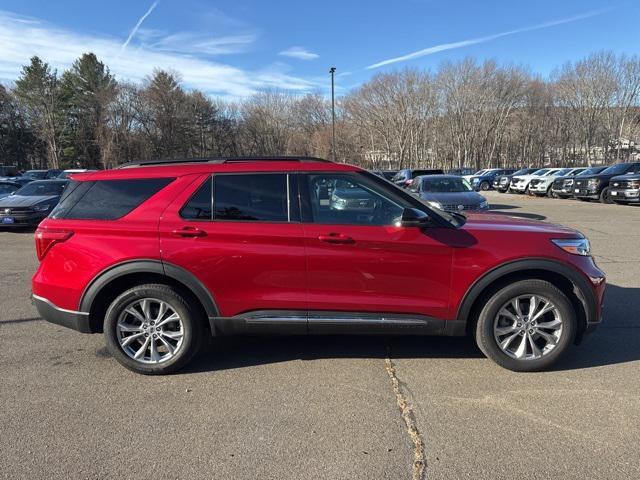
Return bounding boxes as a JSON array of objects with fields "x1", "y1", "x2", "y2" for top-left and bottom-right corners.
[
  {"x1": 457, "y1": 258, "x2": 597, "y2": 344},
  {"x1": 79, "y1": 260, "x2": 219, "y2": 333}
]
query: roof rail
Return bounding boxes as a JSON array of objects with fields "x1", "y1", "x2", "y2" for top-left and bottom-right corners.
[{"x1": 118, "y1": 156, "x2": 332, "y2": 168}]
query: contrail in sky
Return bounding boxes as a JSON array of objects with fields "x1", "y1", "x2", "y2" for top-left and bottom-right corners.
[{"x1": 121, "y1": 1, "x2": 159, "y2": 52}]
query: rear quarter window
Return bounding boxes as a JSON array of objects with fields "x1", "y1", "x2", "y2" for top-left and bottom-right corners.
[{"x1": 50, "y1": 178, "x2": 174, "y2": 220}]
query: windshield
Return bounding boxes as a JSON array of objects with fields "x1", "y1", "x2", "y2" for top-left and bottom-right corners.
[
  {"x1": 577, "y1": 167, "x2": 604, "y2": 176},
  {"x1": 423, "y1": 177, "x2": 473, "y2": 192},
  {"x1": 15, "y1": 181, "x2": 67, "y2": 197},
  {"x1": 556, "y1": 168, "x2": 573, "y2": 176},
  {"x1": 531, "y1": 169, "x2": 549, "y2": 176},
  {"x1": 602, "y1": 163, "x2": 632, "y2": 175},
  {"x1": 24, "y1": 170, "x2": 47, "y2": 179},
  {"x1": 513, "y1": 168, "x2": 531, "y2": 175},
  {"x1": 0, "y1": 184, "x2": 17, "y2": 194},
  {"x1": 473, "y1": 170, "x2": 486, "y2": 176}
]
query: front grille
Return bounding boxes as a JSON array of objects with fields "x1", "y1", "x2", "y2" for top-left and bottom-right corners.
[
  {"x1": 0, "y1": 207, "x2": 33, "y2": 214},
  {"x1": 552, "y1": 179, "x2": 564, "y2": 188},
  {"x1": 611, "y1": 180, "x2": 640, "y2": 189},
  {"x1": 574, "y1": 179, "x2": 587, "y2": 188},
  {"x1": 442, "y1": 204, "x2": 481, "y2": 212},
  {"x1": 530, "y1": 179, "x2": 542, "y2": 187}
]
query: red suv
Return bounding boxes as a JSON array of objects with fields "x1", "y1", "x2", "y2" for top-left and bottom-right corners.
[{"x1": 32, "y1": 157, "x2": 605, "y2": 374}]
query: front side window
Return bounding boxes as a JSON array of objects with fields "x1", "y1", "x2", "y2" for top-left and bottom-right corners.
[
  {"x1": 305, "y1": 173, "x2": 404, "y2": 226},
  {"x1": 214, "y1": 174, "x2": 289, "y2": 222}
]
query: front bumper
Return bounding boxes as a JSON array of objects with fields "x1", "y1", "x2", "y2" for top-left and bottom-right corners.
[
  {"x1": 0, "y1": 211, "x2": 45, "y2": 227},
  {"x1": 610, "y1": 188, "x2": 640, "y2": 202},
  {"x1": 529, "y1": 184, "x2": 551, "y2": 194},
  {"x1": 32, "y1": 294, "x2": 92, "y2": 333}
]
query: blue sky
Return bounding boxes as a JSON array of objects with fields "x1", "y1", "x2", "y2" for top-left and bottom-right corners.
[{"x1": 0, "y1": 0, "x2": 637, "y2": 98}]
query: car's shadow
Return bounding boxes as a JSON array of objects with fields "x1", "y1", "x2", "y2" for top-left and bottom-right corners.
[
  {"x1": 489, "y1": 203, "x2": 547, "y2": 221},
  {"x1": 183, "y1": 283, "x2": 639, "y2": 374}
]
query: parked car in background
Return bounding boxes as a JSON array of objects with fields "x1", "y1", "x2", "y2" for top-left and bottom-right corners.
[
  {"x1": 469, "y1": 169, "x2": 516, "y2": 191},
  {"x1": 447, "y1": 167, "x2": 475, "y2": 176},
  {"x1": 0, "y1": 165, "x2": 19, "y2": 177},
  {"x1": 493, "y1": 168, "x2": 538, "y2": 192},
  {"x1": 31, "y1": 156, "x2": 605, "y2": 374},
  {"x1": 510, "y1": 168, "x2": 559, "y2": 194},
  {"x1": 0, "y1": 179, "x2": 68, "y2": 228},
  {"x1": 0, "y1": 176, "x2": 36, "y2": 187},
  {"x1": 408, "y1": 174, "x2": 488, "y2": 212},
  {"x1": 391, "y1": 168, "x2": 445, "y2": 188},
  {"x1": 0, "y1": 181, "x2": 21, "y2": 199},
  {"x1": 609, "y1": 173, "x2": 640, "y2": 205},
  {"x1": 551, "y1": 167, "x2": 607, "y2": 199},
  {"x1": 529, "y1": 168, "x2": 586, "y2": 197},
  {"x1": 371, "y1": 170, "x2": 397, "y2": 181},
  {"x1": 57, "y1": 169, "x2": 97, "y2": 179},
  {"x1": 573, "y1": 162, "x2": 640, "y2": 203},
  {"x1": 22, "y1": 169, "x2": 63, "y2": 180}
]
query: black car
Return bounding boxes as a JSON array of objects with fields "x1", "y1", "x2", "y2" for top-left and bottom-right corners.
[
  {"x1": 0, "y1": 176, "x2": 35, "y2": 187},
  {"x1": 573, "y1": 162, "x2": 640, "y2": 203},
  {"x1": 391, "y1": 169, "x2": 445, "y2": 188},
  {"x1": 408, "y1": 175, "x2": 489, "y2": 212},
  {"x1": 551, "y1": 166, "x2": 607, "y2": 199},
  {"x1": 493, "y1": 168, "x2": 538, "y2": 192},
  {"x1": 609, "y1": 173, "x2": 640, "y2": 205},
  {"x1": 0, "y1": 180, "x2": 68, "y2": 227},
  {"x1": 0, "y1": 181, "x2": 21, "y2": 200},
  {"x1": 371, "y1": 170, "x2": 397, "y2": 181}
]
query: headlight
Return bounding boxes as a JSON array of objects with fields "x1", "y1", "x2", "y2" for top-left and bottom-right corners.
[
  {"x1": 472, "y1": 178, "x2": 479, "y2": 184},
  {"x1": 552, "y1": 238, "x2": 590, "y2": 256},
  {"x1": 33, "y1": 204, "x2": 51, "y2": 212},
  {"x1": 479, "y1": 200, "x2": 488, "y2": 209},
  {"x1": 587, "y1": 179, "x2": 599, "y2": 187},
  {"x1": 427, "y1": 200, "x2": 443, "y2": 210}
]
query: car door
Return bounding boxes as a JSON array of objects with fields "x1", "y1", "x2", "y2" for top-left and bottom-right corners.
[
  {"x1": 159, "y1": 172, "x2": 307, "y2": 332},
  {"x1": 299, "y1": 171, "x2": 454, "y2": 333}
]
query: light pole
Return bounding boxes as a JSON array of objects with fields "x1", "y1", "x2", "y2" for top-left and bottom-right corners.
[{"x1": 330, "y1": 67, "x2": 336, "y2": 161}]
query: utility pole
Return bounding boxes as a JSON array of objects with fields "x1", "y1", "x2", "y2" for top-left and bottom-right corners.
[{"x1": 330, "y1": 67, "x2": 336, "y2": 161}]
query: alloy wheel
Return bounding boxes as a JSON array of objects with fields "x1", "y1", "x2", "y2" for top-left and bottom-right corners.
[
  {"x1": 493, "y1": 294, "x2": 563, "y2": 360},
  {"x1": 116, "y1": 298, "x2": 184, "y2": 364}
]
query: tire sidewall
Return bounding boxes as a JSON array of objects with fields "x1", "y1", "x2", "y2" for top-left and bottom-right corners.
[
  {"x1": 104, "y1": 285, "x2": 202, "y2": 374},
  {"x1": 476, "y1": 280, "x2": 576, "y2": 372},
  {"x1": 480, "y1": 181, "x2": 490, "y2": 191},
  {"x1": 600, "y1": 187, "x2": 612, "y2": 204}
]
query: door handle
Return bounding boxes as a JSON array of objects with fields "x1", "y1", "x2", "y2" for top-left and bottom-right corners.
[
  {"x1": 318, "y1": 233, "x2": 355, "y2": 244},
  {"x1": 171, "y1": 226, "x2": 207, "y2": 238}
]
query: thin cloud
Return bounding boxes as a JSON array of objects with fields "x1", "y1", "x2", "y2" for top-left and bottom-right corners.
[
  {"x1": 121, "y1": 0, "x2": 159, "y2": 52},
  {"x1": 148, "y1": 32, "x2": 256, "y2": 55},
  {"x1": 279, "y1": 46, "x2": 319, "y2": 60},
  {"x1": 367, "y1": 7, "x2": 614, "y2": 69},
  {"x1": 0, "y1": 10, "x2": 317, "y2": 98}
]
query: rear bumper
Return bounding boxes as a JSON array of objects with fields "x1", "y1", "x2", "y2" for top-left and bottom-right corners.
[{"x1": 32, "y1": 294, "x2": 92, "y2": 333}]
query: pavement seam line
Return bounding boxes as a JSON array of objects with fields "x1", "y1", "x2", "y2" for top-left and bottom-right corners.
[{"x1": 385, "y1": 345, "x2": 426, "y2": 480}]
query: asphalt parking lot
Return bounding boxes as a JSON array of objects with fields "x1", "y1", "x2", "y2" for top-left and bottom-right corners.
[{"x1": 0, "y1": 192, "x2": 638, "y2": 480}]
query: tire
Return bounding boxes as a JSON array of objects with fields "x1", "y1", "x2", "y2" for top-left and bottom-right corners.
[
  {"x1": 475, "y1": 279, "x2": 576, "y2": 372},
  {"x1": 599, "y1": 187, "x2": 612, "y2": 204},
  {"x1": 547, "y1": 188, "x2": 556, "y2": 198},
  {"x1": 104, "y1": 284, "x2": 204, "y2": 375},
  {"x1": 479, "y1": 181, "x2": 490, "y2": 191}
]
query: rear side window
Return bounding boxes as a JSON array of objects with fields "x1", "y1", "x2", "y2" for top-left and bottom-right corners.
[
  {"x1": 51, "y1": 178, "x2": 173, "y2": 220},
  {"x1": 181, "y1": 178, "x2": 212, "y2": 220},
  {"x1": 214, "y1": 174, "x2": 288, "y2": 222}
]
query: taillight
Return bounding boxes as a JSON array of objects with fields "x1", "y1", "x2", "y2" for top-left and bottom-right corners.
[
  {"x1": 35, "y1": 228, "x2": 73, "y2": 261},
  {"x1": 404, "y1": 180, "x2": 412, "y2": 187}
]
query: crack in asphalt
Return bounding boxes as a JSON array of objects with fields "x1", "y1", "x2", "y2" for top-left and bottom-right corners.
[{"x1": 385, "y1": 344, "x2": 426, "y2": 480}]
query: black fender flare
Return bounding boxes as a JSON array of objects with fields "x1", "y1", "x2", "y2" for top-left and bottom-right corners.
[
  {"x1": 79, "y1": 259, "x2": 219, "y2": 320},
  {"x1": 456, "y1": 258, "x2": 598, "y2": 326}
]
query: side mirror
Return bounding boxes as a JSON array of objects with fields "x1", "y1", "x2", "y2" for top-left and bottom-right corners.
[{"x1": 397, "y1": 207, "x2": 429, "y2": 228}]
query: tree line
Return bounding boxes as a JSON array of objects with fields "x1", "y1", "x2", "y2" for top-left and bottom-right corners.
[{"x1": 1, "y1": 51, "x2": 639, "y2": 171}]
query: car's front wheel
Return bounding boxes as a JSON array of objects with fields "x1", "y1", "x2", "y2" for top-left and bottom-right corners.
[
  {"x1": 104, "y1": 284, "x2": 203, "y2": 374},
  {"x1": 479, "y1": 181, "x2": 490, "y2": 191},
  {"x1": 599, "y1": 187, "x2": 613, "y2": 204},
  {"x1": 475, "y1": 279, "x2": 576, "y2": 372}
]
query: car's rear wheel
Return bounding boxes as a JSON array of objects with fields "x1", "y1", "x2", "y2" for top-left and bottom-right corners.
[
  {"x1": 475, "y1": 279, "x2": 576, "y2": 372},
  {"x1": 104, "y1": 284, "x2": 203, "y2": 375}
]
